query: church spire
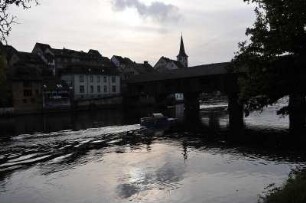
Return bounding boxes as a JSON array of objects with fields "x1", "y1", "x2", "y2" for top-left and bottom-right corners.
[
  {"x1": 177, "y1": 34, "x2": 188, "y2": 68},
  {"x1": 178, "y1": 35, "x2": 188, "y2": 58}
]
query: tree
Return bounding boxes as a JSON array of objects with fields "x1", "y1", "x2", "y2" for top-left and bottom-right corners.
[
  {"x1": 0, "y1": 0, "x2": 38, "y2": 43},
  {"x1": 233, "y1": 0, "x2": 306, "y2": 134}
]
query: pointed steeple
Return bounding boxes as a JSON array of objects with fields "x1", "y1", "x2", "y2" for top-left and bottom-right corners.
[
  {"x1": 177, "y1": 34, "x2": 188, "y2": 68},
  {"x1": 178, "y1": 35, "x2": 188, "y2": 58}
]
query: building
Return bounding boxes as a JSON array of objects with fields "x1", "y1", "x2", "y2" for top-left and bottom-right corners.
[
  {"x1": 42, "y1": 79, "x2": 71, "y2": 110},
  {"x1": 111, "y1": 55, "x2": 156, "y2": 96},
  {"x1": 59, "y1": 64, "x2": 120, "y2": 100},
  {"x1": 8, "y1": 52, "x2": 45, "y2": 113},
  {"x1": 33, "y1": 43, "x2": 121, "y2": 101},
  {"x1": 177, "y1": 35, "x2": 188, "y2": 68},
  {"x1": 154, "y1": 56, "x2": 185, "y2": 72},
  {"x1": 32, "y1": 43, "x2": 110, "y2": 76},
  {"x1": 111, "y1": 55, "x2": 156, "y2": 80},
  {"x1": 154, "y1": 35, "x2": 189, "y2": 102},
  {"x1": 154, "y1": 35, "x2": 189, "y2": 72},
  {"x1": 1, "y1": 44, "x2": 73, "y2": 113}
]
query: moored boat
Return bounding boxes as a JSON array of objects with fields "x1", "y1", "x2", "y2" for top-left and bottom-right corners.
[{"x1": 140, "y1": 113, "x2": 177, "y2": 129}]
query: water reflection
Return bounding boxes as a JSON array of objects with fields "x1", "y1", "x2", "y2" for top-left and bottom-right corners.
[
  {"x1": 0, "y1": 107, "x2": 155, "y2": 138},
  {"x1": 0, "y1": 101, "x2": 299, "y2": 203}
]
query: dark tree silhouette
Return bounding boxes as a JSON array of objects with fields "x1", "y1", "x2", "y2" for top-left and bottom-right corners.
[
  {"x1": 233, "y1": 0, "x2": 306, "y2": 133},
  {"x1": 0, "y1": 0, "x2": 38, "y2": 42}
]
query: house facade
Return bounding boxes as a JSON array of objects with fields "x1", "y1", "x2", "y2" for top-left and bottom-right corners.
[
  {"x1": 60, "y1": 65, "x2": 120, "y2": 100},
  {"x1": 154, "y1": 56, "x2": 184, "y2": 72}
]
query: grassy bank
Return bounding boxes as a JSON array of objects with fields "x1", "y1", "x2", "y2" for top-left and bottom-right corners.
[{"x1": 261, "y1": 168, "x2": 306, "y2": 203}]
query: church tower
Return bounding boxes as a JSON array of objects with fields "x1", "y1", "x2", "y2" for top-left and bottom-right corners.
[{"x1": 177, "y1": 35, "x2": 188, "y2": 68}]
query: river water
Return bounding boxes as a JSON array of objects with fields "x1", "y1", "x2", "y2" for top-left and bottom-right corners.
[{"x1": 0, "y1": 101, "x2": 305, "y2": 203}]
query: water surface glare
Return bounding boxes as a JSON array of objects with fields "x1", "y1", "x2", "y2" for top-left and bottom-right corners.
[{"x1": 0, "y1": 131, "x2": 304, "y2": 203}]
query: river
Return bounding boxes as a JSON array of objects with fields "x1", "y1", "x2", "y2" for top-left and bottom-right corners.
[{"x1": 0, "y1": 100, "x2": 305, "y2": 203}]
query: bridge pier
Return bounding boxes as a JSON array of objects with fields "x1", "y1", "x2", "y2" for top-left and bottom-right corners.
[
  {"x1": 184, "y1": 92, "x2": 200, "y2": 113},
  {"x1": 228, "y1": 93, "x2": 244, "y2": 135},
  {"x1": 183, "y1": 92, "x2": 200, "y2": 122},
  {"x1": 289, "y1": 94, "x2": 306, "y2": 136}
]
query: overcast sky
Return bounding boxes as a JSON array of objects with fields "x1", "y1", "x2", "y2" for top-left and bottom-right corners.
[{"x1": 7, "y1": 0, "x2": 256, "y2": 66}]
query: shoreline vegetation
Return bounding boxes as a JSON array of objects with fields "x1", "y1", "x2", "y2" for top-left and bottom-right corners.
[{"x1": 260, "y1": 168, "x2": 306, "y2": 203}]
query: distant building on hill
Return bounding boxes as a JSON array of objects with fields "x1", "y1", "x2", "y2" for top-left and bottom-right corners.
[
  {"x1": 154, "y1": 56, "x2": 185, "y2": 72},
  {"x1": 154, "y1": 35, "x2": 189, "y2": 72}
]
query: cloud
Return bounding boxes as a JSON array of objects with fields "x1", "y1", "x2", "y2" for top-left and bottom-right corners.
[{"x1": 112, "y1": 0, "x2": 181, "y2": 23}]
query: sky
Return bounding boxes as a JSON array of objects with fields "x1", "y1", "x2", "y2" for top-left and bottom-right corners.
[{"x1": 7, "y1": 0, "x2": 256, "y2": 66}]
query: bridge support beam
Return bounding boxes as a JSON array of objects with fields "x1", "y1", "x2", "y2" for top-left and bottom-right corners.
[{"x1": 228, "y1": 93, "x2": 244, "y2": 136}]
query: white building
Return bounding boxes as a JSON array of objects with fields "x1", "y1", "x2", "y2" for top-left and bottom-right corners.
[{"x1": 60, "y1": 65, "x2": 120, "y2": 100}]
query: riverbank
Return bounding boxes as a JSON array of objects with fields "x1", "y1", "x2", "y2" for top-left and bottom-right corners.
[{"x1": 261, "y1": 169, "x2": 306, "y2": 203}]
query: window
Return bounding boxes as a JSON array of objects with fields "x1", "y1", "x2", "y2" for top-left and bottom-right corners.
[
  {"x1": 23, "y1": 99, "x2": 27, "y2": 104},
  {"x1": 90, "y1": 76, "x2": 94, "y2": 83},
  {"x1": 79, "y1": 75, "x2": 84, "y2": 83},
  {"x1": 23, "y1": 90, "x2": 32, "y2": 97},
  {"x1": 104, "y1": 77, "x2": 107, "y2": 83},
  {"x1": 97, "y1": 76, "x2": 100, "y2": 83},
  {"x1": 112, "y1": 86, "x2": 116, "y2": 93},
  {"x1": 31, "y1": 98, "x2": 35, "y2": 103},
  {"x1": 112, "y1": 76, "x2": 116, "y2": 83},
  {"x1": 35, "y1": 89, "x2": 39, "y2": 95},
  {"x1": 104, "y1": 86, "x2": 107, "y2": 93},
  {"x1": 90, "y1": 85, "x2": 94, "y2": 93},
  {"x1": 80, "y1": 85, "x2": 85, "y2": 93},
  {"x1": 97, "y1": 86, "x2": 101, "y2": 93}
]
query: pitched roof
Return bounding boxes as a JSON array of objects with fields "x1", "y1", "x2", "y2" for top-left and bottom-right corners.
[
  {"x1": 88, "y1": 49, "x2": 102, "y2": 57},
  {"x1": 34, "y1": 43, "x2": 52, "y2": 52},
  {"x1": 34, "y1": 43, "x2": 104, "y2": 62},
  {"x1": 130, "y1": 62, "x2": 156, "y2": 74},
  {"x1": 128, "y1": 62, "x2": 230, "y2": 83},
  {"x1": 155, "y1": 56, "x2": 185, "y2": 69},
  {"x1": 16, "y1": 52, "x2": 46, "y2": 66},
  {"x1": 0, "y1": 44, "x2": 18, "y2": 61},
  {"x1": 112, "y1": 55, "x2": 134, "y2": 65}
]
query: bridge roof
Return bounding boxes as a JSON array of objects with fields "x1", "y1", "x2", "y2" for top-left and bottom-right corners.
[{"x1": 127, "y1": 62, "x2": 231, "y2": 83}]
